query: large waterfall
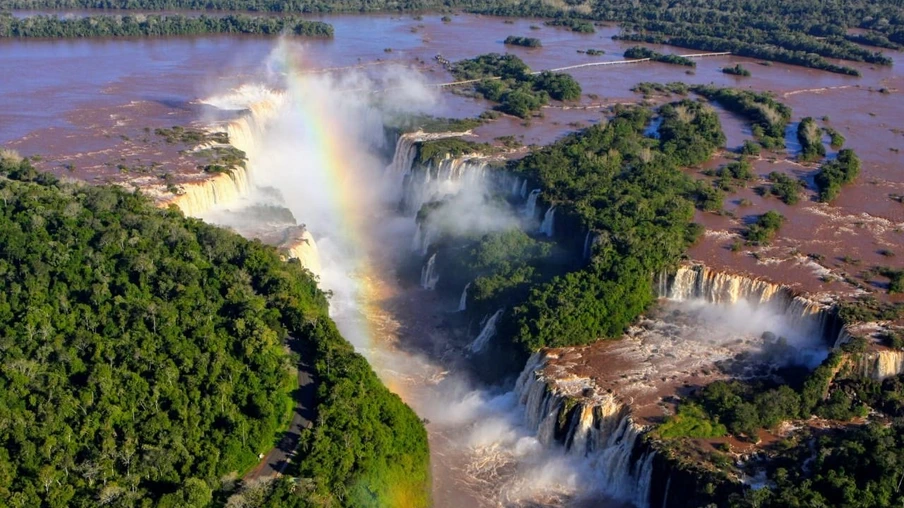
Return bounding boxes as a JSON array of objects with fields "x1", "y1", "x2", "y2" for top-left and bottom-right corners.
[
  {"x1": 857, "y1": 349, "x2": 904, "y2": 380},
  {"x1": 658, "y1": 264, "x2": 846, "y2": 347},
  {"x1": 162, "y1": 87, "x2": 284, "y2": 217},
  {"x1": 515, "y1": 352, "x2": 656, "y2": 507}
]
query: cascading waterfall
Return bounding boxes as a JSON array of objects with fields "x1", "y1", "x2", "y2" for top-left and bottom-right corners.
[
  {"x1": 469, "y1": 308, "x2": 503, "y2": 353},
  {"x1": 524, "y1": 189, "x2": 541, "y2": 219},
  {"x1": 857, "y1": 349, "x2": 904, "y2": 380},
  {"x1": 279, "y1": 227, "x2": 323, "y2": 278},
  {"x1": 401, "y1": 157, "x2": 491, "y2": 215},
  {"x1": 421, "y1": 253, "x2": 440, "y2": 290},
  {"x1": 458, "y1": 282, "x2": 471, "y2": 312},
  {"x1": 163, "y1": 87, "x2": 283, "y2": 216},
  {"x1": 165, "y1": 169, "x2": 253, "y2": 217},
  {"x1": 657, "y1": 264, "x2": 846, "y2": 347},
  {"x1": 386, "y1": 132, "x2": 420, "y2": 174},
  {"x1": 520, "y1": 180, "x2": 528, "y2": 199},
  {"x1": 514, "y1": 352, "x2": 656, "y2": 507},
  {"x1": 539, "y1": 205, "x2": 556, "y2": 237}
]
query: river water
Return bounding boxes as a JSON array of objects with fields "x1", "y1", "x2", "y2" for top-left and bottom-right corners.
[{"x1": 2, "y1": 11, "x2": 904, "y2": 506}]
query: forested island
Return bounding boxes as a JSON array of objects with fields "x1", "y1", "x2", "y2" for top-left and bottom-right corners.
[
  {"x1": 0, "y1": 13, "x2": 333, "y2": 37},
  {"x1": 451, "y1": 53, "x2": 581, "y2": 118},
  {"x1": 0, "y1": 152, "x2": 429, "y2": 507}
]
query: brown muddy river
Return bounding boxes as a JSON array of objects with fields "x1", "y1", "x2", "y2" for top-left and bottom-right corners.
[{"x1": 2, "y1": 11, "x2": 904, "y2": 507}]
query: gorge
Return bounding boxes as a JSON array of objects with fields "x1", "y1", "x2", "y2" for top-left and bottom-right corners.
[{"x1": 2, "y1": 8, "x2": 904, "y2": 507}]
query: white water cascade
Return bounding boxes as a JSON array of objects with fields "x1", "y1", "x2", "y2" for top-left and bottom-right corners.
[
  {"x1": 469, "y1": 308, "x2": 503, "y2": 353},
  {"x1": 401, "y1": 157, "x2": 491, "y2": 215},
  {"x1": 421, "y1": 253, "x2": 440, "y2": 290},
  {"x1": 520, "y1": 180, "x2": 528, "y2": 199},
  {"x1": 386, "y1": 132, "x2": 420, "y2": 174},
  {"x1": 857, "y1": 349, "x2": 904, "y2": 380},
  {"x1": 658, "y1": 264, "x2": 846, "y2": 347},
  {"x1": 515, "y1": 352, "x2": 657, "y2": 506},
  {"x1": 524, "y1": 189, "x2": 541, "y2": 219},
  {"x1": 164, "y1": 86, "x2": 284, "y2": 217},
  {"x1": 458, "y1": 282, "x2": 471, "y2": 312},
  {"x1": 539, "y1": 205, "x2": 556, "y2": 237}
]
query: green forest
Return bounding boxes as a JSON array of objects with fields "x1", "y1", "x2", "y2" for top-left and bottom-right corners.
[
  {"x1": 0, "y1": 153, "x2": 428, "y2": 507},
  {"x1": 0, "y1": 13, "x2": 333, "y2": 37}
]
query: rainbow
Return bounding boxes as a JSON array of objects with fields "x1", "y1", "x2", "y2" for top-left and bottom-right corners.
[{"x1": 274, "y1": 44, "x2": 406, "y2": 395}]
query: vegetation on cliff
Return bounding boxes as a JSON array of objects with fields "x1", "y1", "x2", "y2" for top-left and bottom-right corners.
[
  {"x1": 453, "y1": 101, "x2": 723, "y2": 353},
  {"x1": 0, "y1": 13, "x2": 334, "y2": 38},
  {"x1": 0, "y1": 154, "x2": 429, "y2": 507}
]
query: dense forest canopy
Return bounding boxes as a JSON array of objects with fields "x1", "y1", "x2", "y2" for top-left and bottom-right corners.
[{"x1": 0, "y1": 153, "x2": 428, "y2": 507}]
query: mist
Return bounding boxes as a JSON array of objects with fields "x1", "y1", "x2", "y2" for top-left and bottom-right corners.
[{"x1": 196, "y1": 38, "x2": 619, "y2": 507}]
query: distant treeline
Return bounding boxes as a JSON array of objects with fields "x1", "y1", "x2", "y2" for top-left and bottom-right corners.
[
  {"x1": 0, "y1": 12, "x2": 333, "y2": 37},
  {"x1": 3, "y1": 0, "x2": 904, "y2": 74}
]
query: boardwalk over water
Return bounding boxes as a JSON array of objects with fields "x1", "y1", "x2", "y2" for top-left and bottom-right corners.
[{"x1": 427, "y1": 52, "x2": 731, "y2": 89}]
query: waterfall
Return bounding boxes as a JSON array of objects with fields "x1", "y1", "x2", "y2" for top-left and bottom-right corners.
[
  {"x1": 857, "y1": 350, "x2": 904, "y2": 380},
  {"x1": 420, "y1": 253, "x2": 440, "y2": 290},
  {"x1": 458, "y1": 282, "x2": 471, "y2": 312},
  {"x1": 520, "y1": 180, "x2": 528, "y2": 199},
  {"x1": 469, "y1": 308, "x2": 503, "y2": 353},
  {"x1": 386, "y1": 132, "x2": 420, "y2": 174},
  {"x1": 162, "y1": 86, "x2": 283, "y2": 217},
  {"x1": 657, "y1": 264, "x2": 846, "y2": 347},
  {"x1": 279, "y1": 227, "x2": 322, "y2": 278},
  {"x1": 539, "y1": 205, "x2": 556, "y2": 237},
  {"x1": 401, "y1": 157, "x2": 491, "y2": 215},
  {"x1": 510, "y1": 177, "x2": 522, "y2": 196},
  {"x1": 583, "y1": 231, "x2": 597, "y2": 260},
  {"x1": 163, "y1": 168, "x2": 252, "y2": 217},
  {"x1": 524, "y1": 189, "x2": 541, "y2": 219},
  {"x1": 515, "y1": 352, "x2": 656, "y2": 507}
]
